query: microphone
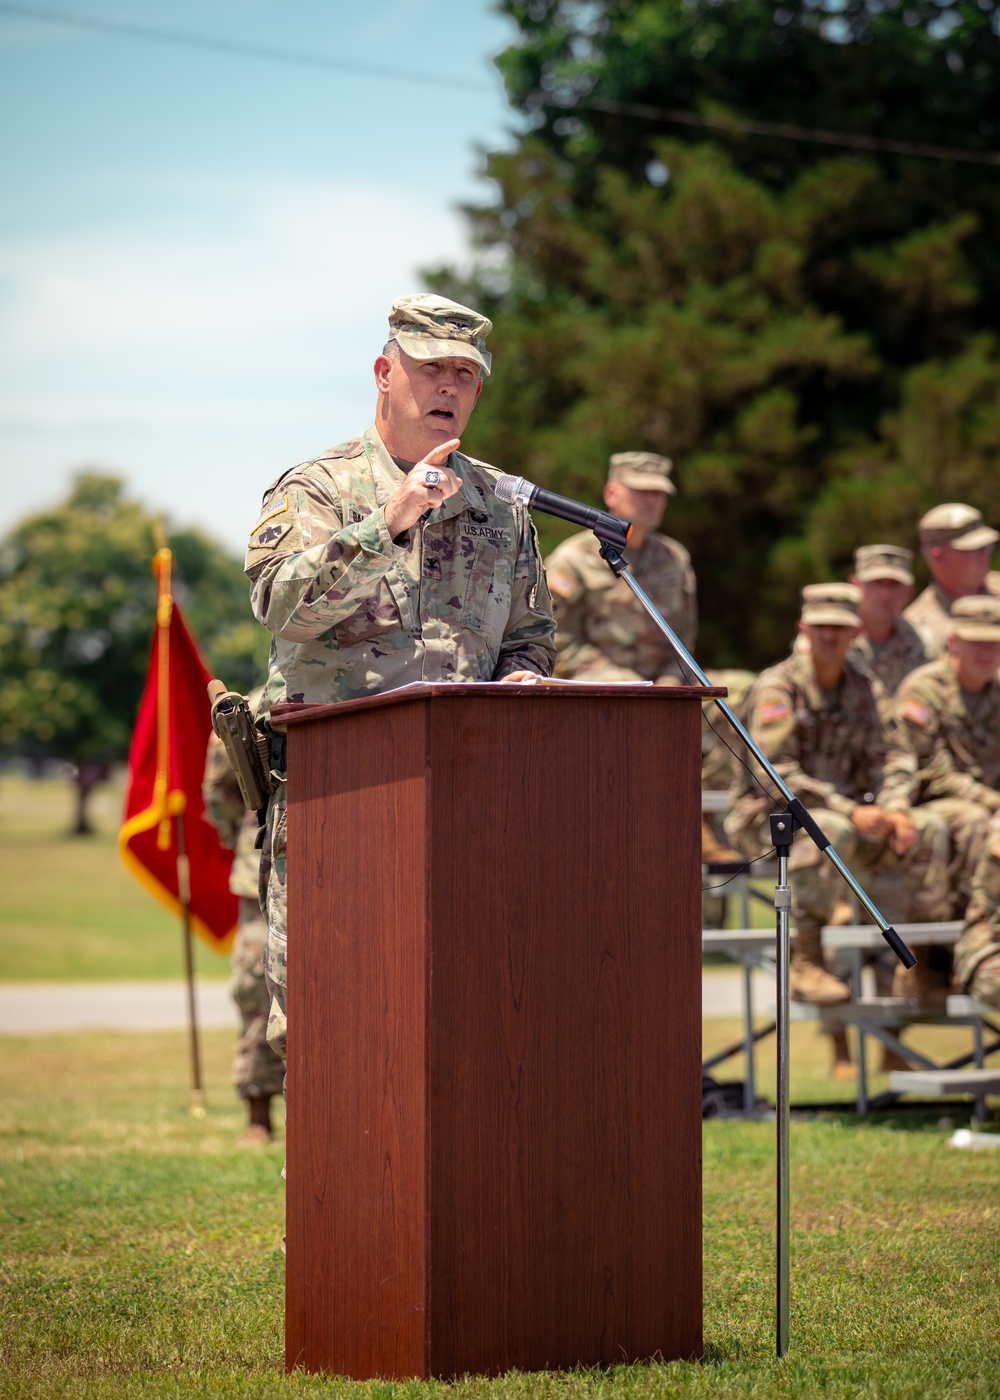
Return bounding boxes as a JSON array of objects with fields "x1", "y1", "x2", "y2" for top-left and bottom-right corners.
[{"x1": 494, "y1": 475, "x2": 632, "y2": 550}]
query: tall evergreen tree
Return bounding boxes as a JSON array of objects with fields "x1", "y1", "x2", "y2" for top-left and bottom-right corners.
[{"x1": 431, "y1": 0, "x2": 1000, "y2": 665}]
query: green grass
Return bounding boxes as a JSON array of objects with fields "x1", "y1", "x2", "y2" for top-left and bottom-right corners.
[
  {"x1": 0, "y1": 772, "x2": 229, "y2": 980},
  {"x1": 2, "y1": 1024, "x2": 998, "y2": 1398}
]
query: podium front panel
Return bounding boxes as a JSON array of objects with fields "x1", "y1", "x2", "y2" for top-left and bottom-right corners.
[{"x1": 284, "y1": 686, "x2": 704, "y2": 1377}]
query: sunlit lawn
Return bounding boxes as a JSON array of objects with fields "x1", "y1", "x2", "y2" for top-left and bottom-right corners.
[
  {"x1": 0, "y1": 771, "x2": 229, "y2": 981},
  {"x1": 2, "y1": 1026, "x2": 998, "y2": 1398},
  {"x1": 3, "y1": 771, "x2": 999, "y2": 1396}
]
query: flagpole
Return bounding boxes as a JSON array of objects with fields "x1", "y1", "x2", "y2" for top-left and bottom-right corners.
[
  {"x1": 153, "y1": 528, "x2": 206, "y2": 1118},
  {"x1": 174, "y1": 808, "x2": 206, "y2": 1116}
]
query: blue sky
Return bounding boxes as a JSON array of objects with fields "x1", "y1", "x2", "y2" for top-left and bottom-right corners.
[{"x1": 0, "y1": 0, "x2": 519, "y2": 552}]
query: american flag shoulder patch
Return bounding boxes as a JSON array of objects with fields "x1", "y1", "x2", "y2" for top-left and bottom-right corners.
[
  {"x1": 759, "y1": 698, "x2": 792, "y2": 724},
  {"x1": 902, "y1": 700, "x2": 931, "y2": 728},
  {"x1": 547, "y1": 570, "x2": 577, "y2": 599}
]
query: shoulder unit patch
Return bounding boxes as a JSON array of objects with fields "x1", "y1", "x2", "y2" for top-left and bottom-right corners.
[{"x1": 251, "y1": 496, "x2": 288, "y2": 536}]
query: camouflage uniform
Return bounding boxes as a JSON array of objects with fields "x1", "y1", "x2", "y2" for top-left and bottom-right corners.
[
  {"x1": 247, "y1": 415, "x2": 556, "y2": 1062},
  {"x1": 881, "y1": 658, "x2": 1000, "y2": 909},
  {"x1": 201, "y1": 736, "x2": 285, "y2": 1102},
  {"x1": 726, "y1": 649, "x2": 951, "y2": 984},
  {"x1": 545, "y1": 529, "x2": 696, "y2": 683},
  {"x1": 904, "y1": 582, "x2": 971, "y2": 662},
  {"x1": 954, "y1": 813, "x2": 1000, "y2": 1009},
  {"x1": 702, "y1": 669, "x2": 756, "y2": 792},
  {"x1": 849, "y1": 618, "x2": 928, "y2": 698},
  {"x1": 903, "y1": 503, "x2": 1000, "y2": 659}
]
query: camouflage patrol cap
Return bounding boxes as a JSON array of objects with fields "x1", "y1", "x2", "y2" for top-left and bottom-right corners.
[
  {"x1": 950, "y1": 595, "x2": 1000, "y2": 642},
  {"x1": 387, "y1": 293, "x2": 492, "y2": 375},
  {"x1": 800, "y1": 582, "x2": 861, "y2": 628},
  {"x1": 918, "y1": 503, "x2": 998, "y2": 551},
  {"x1": 853, "y1": 544, "x2": 914, "y2": 585},
  {"x1": 608, "y1": 451, "x2": 677, "y2": 495}
]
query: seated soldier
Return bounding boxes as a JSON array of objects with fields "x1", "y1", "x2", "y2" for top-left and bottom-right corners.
[
  {"x1": 881, "y1": 595, "x2": 1000, "y2": 1002},
  {"x1": 954, "y1": 812, "x2": 1000, "y2": 1011},
  {"x1": 903, "y1": 504, "x2": 998, "y2": 659},
  {"x1": 726, "y1": 583, "x2": 950, "y2": 1006},
  {"x1": 546, "y1": 449, "x2": 740, "y2": 862},
  {"x1": 849, "y1": 544, "x2": 928, "y2": 698}
]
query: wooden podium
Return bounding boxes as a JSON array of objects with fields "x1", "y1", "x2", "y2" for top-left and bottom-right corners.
[{"x1": 277, "y1": 682, "x2": 710, "y2": 1379}]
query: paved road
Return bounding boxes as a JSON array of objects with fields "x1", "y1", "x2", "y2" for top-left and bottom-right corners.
[
  {"x1": 0, "y1": 980, "x2": 240, "y2": 1034},
  {"x1": 0, "y1": 970, "x2": 776, "y2": 1034}
]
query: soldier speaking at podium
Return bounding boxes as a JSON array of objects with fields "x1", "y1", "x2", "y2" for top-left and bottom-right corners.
[{"x1": 244, "y1": 294, "x2": 556, "y2": 1070}]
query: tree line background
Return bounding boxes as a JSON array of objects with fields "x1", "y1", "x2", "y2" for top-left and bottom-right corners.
[
  {"x1": 431, "y1": 0, "x2": 1000, "y2": 666},
  {"x1": 3, "y1": 0, "x2": 1000, "y2": 809}
]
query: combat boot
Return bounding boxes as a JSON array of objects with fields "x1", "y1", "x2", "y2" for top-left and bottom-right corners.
[
  {"x1": 892, "y1": 945, "x2": 952, "y2": 1010},
  {"x1": 828, "y1": 1026, "x2": 858, "y2": 1081},
  {"x1": 790, "y1": 920, "x2": 850, "y2": 1005},
  {"x1": 701, "y1": 815, "x2": 742, "y2": 866},
  {"x1": 241, "y1": 1093, "x2": 273, "y2": 1145}
]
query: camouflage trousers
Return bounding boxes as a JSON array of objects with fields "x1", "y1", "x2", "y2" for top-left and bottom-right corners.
[
  {"x1": 725, "y1": 804, "x2": 951, "y2": 936},
  {"x1": 913, "y1": 797, "x2": 996, "y2": 916},
  {"x1": 953, "y1": 812, "x2": 1000, "y2": 1011},
  {"x1": 229, "y1": 897, "x2": 286, "y2": 1100},
  {"x1": 785, "y1": 807, "x2": 951, "y2": 933},
  {"x1": 259, "y1": 782, "x2": 288, "y2": 1068}
]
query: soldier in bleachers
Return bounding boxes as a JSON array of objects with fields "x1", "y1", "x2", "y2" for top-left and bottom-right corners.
[
  {"x1": 954, "y1": 813, "x2": 1000, "y2": 1012},
  {"x1": 903, "y1": 504, "x2": 999, "y2": 659},
  {"x1": 848, "y1": 545, "x2": 928, "y2": 697},
  {"x1": 726, "y1": 583, "x2": 950, "y2": 1007},
  {"x1": 881, "y1": 596, "x2": 1000, "y2": 1005}
]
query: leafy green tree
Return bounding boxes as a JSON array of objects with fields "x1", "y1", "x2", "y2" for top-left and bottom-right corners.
[
  {"x1": 433, "y1": 0, "x2": 1000, "y2": 666},
  {"x1": 0, "y1": 474, "x2": 268, "y2": 832}
]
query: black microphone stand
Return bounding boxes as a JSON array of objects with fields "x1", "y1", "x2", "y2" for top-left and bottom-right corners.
[{"x1": 590, "y1": 528, "x2": 917, "y2": 1359}]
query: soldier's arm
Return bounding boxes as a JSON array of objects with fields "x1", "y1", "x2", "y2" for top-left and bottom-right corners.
[
  {"x1": 546, "y1": 551, "x2": 644, "y2": 681},
  {"x1": 493, "y1": 514, "x2": 557, "y2": 679},
  {"x1": 897, "y1": 688, "x2": 1000, "y2": 810},
  {"x1": 201, "y1": 736, "x2": 244, "y2": 849},
  {"x1": 678, "y1": 556, "x2": 697, "y2": 653},
  {"x1": 749, "y1": 683, "x2": 859, "y2": 817},
  {"x1": 246, "y1": 474, "x2": 408, "y2": 642},
  {"x1": 876, "y1": 709, "x2": 919, "y2": 811},
  {"x1": 922, "y1": 743, "x2": 1000, "y2": 809}
]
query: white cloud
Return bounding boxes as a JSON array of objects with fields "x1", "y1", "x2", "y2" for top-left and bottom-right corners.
[
  {"x1": 0, "y1": 175, "x2": 468, "y2": 378},
  {"x1": 0, "y1": 174, "x2": 482, "y2": 548}
]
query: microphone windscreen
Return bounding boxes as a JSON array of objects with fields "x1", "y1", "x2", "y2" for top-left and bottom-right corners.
[{"x1": 493, "y1": 474, "x2": 526, "y2": 504}]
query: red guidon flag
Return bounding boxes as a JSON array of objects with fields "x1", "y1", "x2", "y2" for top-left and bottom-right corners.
[{"x1": 119, "y1": 546, "x2": 237, "y2": 951}]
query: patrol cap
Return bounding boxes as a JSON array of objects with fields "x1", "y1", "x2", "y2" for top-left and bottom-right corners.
[
  {"x1": 608, "y1": 451, "x2": 677, "y2": 495},
  {"x1": 853, "y1": 544, "x2": 914, "y2": 585},
  {"x1": 800, "y1": 582, "x2": 862, "y2": 628},
  {"x1": 387, "y1": 293, "x2": 492, "y2": 376},
  {"x1": 950, "y1": 595, "x2": 1000, "y2": 642},
  {"x1": 918, "y1": 503, "x2": 998, "y2": 552}
]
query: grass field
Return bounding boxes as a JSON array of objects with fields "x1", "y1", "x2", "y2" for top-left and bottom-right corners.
[
  {"x1": 0, "y1": 773, "x2": 768, "y2": 983},
  {"x1": 2, "y1": 1024, "x2": 998, "y2": 1399},
  {"x1": 4, "y1": 770, "x2": 999, "y2": 1395},
  {"x1": 1, "y1": 772, "x2": 230, "y2": 980}
]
